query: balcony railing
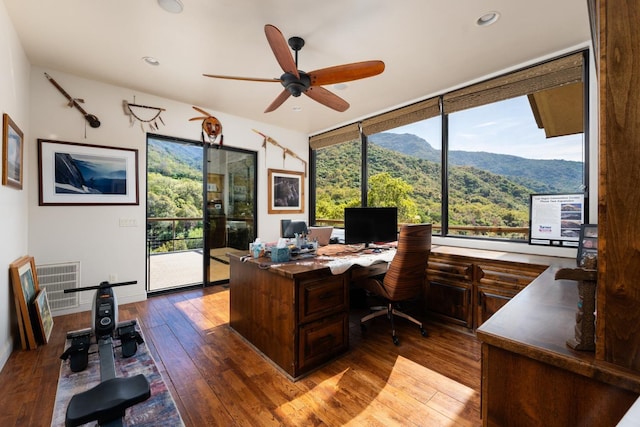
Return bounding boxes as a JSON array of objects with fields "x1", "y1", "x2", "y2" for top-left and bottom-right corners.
[
  {"x1": 313, "y1": 219, "x2": 530, "y2": 240},
  {"x1": 147, "y1": 217, "x2": 204, "y2": 253}
]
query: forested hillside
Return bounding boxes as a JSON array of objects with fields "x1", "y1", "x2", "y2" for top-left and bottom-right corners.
[
  {"x1": 146, "y1": 133, "x2": 584, "y2": 244},
  {"x1": 316, "y1": 141, "x2": 536, "y2": 230},
  {"x1": 368, "y1": 132, "x2": 583, "y2": 194},
  {"x1": 147, "y1": 138, "x2": 204, "y2": 252}
]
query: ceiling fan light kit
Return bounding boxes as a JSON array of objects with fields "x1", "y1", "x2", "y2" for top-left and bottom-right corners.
[{"x1": 203, "y1": 24, "x2": 385, "y2": 113}]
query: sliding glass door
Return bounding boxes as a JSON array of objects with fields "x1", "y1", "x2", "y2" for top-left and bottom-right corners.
[
  {"x1": 146, "y1": 134, "x2": 257, "y2": 292},
  {"x1": 204, "y1": 145, "x2": 257, "y2": 285},
  {"x1": 146, "y1": 135, "x2": 204, "y2": 292}
]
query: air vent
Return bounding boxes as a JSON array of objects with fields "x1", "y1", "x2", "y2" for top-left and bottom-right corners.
[{"x1": 36, "y1": 262, "x2": 80, "y2": 312}]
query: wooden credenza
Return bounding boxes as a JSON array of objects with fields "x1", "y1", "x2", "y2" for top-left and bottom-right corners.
[
  {"x1": 228, "y1": 254, "x2": 386, "y2": 380},
  {"x1": 476, "y1": 265, "x2": 640, "y2": 426},
  {"x1": 425, "y1": 246, "x2": 556, "y2": 330}
]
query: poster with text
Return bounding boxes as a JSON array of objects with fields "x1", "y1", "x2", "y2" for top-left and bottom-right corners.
[{"x1": 529, "y1": 193, "x2": 585, "y2": 247}]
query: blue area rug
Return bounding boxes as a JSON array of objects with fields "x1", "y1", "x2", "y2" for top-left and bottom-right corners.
[{"x1": 51, "y1": 321, "x2": 184, "y2": 427}]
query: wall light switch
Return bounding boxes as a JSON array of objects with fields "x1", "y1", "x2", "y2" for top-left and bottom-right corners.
[{"x1": 119, "y1": 218, "x2": 137, "y2": 227}]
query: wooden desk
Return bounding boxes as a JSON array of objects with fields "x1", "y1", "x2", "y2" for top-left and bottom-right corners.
[
  {"x1": 228, "y1": 253, "x2": 388, "y2": 380},
  {"x1": 476, "y1": 264, "x2": 640, "y2": 426}
]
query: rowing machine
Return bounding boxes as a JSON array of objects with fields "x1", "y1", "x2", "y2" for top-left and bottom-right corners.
[{"x1": 60, "y1": 281, "x2": 150, "y2": 427}]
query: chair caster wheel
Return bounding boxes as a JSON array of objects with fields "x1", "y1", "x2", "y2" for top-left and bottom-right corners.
[
  {"x1": 392, "y1": 336, "x2": 399, "y2": 346},
  {"x1": 420, "y1": 328, "x2": 428, "y2": 337}
]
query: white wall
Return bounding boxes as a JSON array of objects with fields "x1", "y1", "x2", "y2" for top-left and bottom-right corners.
[
  {"x1": 0, "y1": 0, "x2": 31, "y2": 369},
  {"x1": 0, "y1": 8, "x2": 308, "y2": 368},
  {"x1": 27, "y1": 67, "x2": 308, "y2": 311}
]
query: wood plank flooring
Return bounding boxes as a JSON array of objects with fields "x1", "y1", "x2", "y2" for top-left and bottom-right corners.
[{"x1": 0, "y1": 286, "x2": 482, "y2": 426}]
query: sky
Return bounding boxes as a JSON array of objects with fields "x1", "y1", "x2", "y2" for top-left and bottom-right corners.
[{"x1": 388, "y1": 96, "x2": 584, "y2": 162}]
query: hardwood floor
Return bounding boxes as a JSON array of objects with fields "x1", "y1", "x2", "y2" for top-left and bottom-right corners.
[{"x1": 0, "y1": 286, "x2": 482, "y2": 426}]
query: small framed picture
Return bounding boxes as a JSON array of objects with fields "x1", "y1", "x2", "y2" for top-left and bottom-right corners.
[
  {"x1": 9, "y1": 255, "x2": 40, "y2": 350},
  {"x1": 577, "y1": 224, "x2": 598, "y2": 268},
  {"x1": 2, "y1": 113, "x2": 24, "y2": 189},
  {"x1": 34, "y1": 289, "x2": 54, "y2": 344}
]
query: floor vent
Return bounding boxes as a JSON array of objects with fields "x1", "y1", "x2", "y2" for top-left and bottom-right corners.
[{"x1": 36, "y1": 262, "x2": 80, "y2": 312}]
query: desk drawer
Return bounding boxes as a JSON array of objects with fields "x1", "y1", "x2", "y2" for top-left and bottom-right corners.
[
  {"x1": 350, "y1": 263, "x2": 388, "y2": 283},
  {"x1": 298, "y1": 313, "x2": 348, "y2": 373},
  {"x1": 299, "y1": 275, "x2": 347, "y2": 323}
]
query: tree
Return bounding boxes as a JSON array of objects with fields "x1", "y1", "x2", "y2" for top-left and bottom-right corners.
[{"x1": 368, "y1": 172, "x2": 419, "y2": 223}]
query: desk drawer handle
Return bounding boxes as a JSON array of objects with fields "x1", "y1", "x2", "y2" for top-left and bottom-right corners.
[
  {"x1": 318, "y1": 334, "x2": 334, "y2": 343},
  {"x1": 319, "y1": 292, "x2": 335, "y2": 300}
]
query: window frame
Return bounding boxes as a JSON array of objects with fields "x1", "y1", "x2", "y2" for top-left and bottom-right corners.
[{"x1": 310, "y1": 50, "x2": 589, "y2": 247}]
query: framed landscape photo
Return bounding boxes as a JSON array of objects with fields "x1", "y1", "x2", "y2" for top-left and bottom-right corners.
[
  {"x1": 577, "y1": 224, "x2": 598, "y2": 268},
  {"x1": 2, "y1": 113, "x2": 24, "y2": 189},
  {"x1": 268, "y1": 168, "x2": 304, "y2": 214},
  {"x1": 34, "y1": 289, "x2": 54, "y2": 344},
  {"x1": 38, "y1": 139, "x2": 139, "y2": 205},
  {"x1": 9, "y1": 255, "x2": 40, "y2": 350}
]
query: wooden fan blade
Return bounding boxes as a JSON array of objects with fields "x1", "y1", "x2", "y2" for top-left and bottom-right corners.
[
  {"x1": 308, "y1": 60, "x2": 385, "y2": 86},
  {"x1": 304, "y1": 86, "x2": 349, "y2": 112},
  {"x1": 189, "y1": 116, "x2": 208, "y2": 121},
  {"x1": 264, "y1": 24, "x2": 299, "y2": 79},
  {"x1": 192, "y1": 106, "x2": 212, "y2": 116},
  {"x1": 203, "y1": 74, "x2": 280, "y2": 83},
  {"x1": 264, "y1": 90, "x2": 292, "y2": 113}
]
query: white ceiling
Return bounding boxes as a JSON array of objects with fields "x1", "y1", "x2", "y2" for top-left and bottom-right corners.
[{"x1": 4, "y1": 0, "x2": 591, "y2": 136}]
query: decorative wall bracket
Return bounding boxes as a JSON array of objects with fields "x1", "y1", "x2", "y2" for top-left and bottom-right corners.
[
  {"x1": 123, "y1": 98, "x2": 166, "y2": 132},
  {"x1": 253, "y1": 129, "x2": 307, "y2": 176}
]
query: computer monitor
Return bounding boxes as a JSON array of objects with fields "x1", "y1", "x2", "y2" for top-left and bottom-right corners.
[
  {"x1": 344, "y1": 207, "x2": 398, "y2": 247},
  {"x1": 280, "y1": 219, "x2": 308, "y2": 238}
]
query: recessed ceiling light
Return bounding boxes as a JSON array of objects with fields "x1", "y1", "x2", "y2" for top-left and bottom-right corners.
[
  {"x1": 292, "y1": 106, "x2": 302, "y2": 112},
  {"x1": 477, "y1": 11, "x2": 500, "y2": 27},
  {"x1": 157, "y1": 0, "x2": 183, "y2": 14},
  {"x1": 334, "y1": 83, "x2": 348, "y2": 91},
  {"x1": 142, "y1": 56, "x2": 160, "y2": 66}
]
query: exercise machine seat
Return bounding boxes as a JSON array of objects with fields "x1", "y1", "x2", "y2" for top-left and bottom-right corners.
[{"x1": 65, "y1": 374, "x2": 151, "y2": 427}]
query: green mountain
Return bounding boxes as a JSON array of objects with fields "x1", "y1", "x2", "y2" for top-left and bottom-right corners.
[
  {"x1": 368, "y1": 132, "x2": 583, "y2": 193},
  {"x1": 148, "y1": 138, "x2": 202, "y2": 180}
]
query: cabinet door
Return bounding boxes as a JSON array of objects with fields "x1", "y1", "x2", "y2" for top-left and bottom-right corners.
[
  {"x1": 474, "y1": 262, "x2": 546, "y2": 328},
  {"x1": 426, "y1": 255, "x2": 474, "y2": 328},
  {"x1": 425, "y1": 280, "x2": 473, "y2": 328},
  {"x1": 476, "y1": 286, "x2": 516, "y2": 327}
]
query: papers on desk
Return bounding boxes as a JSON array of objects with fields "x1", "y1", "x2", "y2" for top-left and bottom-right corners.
[{"x1": 325, "y1": 248, "x2": 396, "y2": 275}]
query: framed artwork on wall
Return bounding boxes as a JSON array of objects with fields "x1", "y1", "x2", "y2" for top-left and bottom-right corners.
[
  {"x1": 9, "y1": 255, "x2": 40, "y2": 350},
  {"x1": 38, "y1": 139, "x2": 139, "y2": 205},
  {"x1": 268, "y1": 168, "x2": 304, "y2": 214},
  {"x1": 2, "y1": 113, "x2": 24, "y2": 189}
]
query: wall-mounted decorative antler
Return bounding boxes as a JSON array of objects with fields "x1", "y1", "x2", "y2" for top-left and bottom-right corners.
[
  {"x1": 253, "y1": 129, "x2": 307, "y2": 176},
  {"x1": 123, "y1": 97, "x2": 166, "y2": 132}
]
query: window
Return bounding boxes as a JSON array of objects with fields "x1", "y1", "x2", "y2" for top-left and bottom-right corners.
[
  {"x1": 311, "y1": 125, "x2": 361, "y2": 227},
  {"x1": 366, "y1": 118, "x2": 442, "y2": 228},
  {"x1": 311, "y1": 51, "x2": 588, "y2": 243},
  {"x1": 446, "y1": 95, "x2": 584, "y2": 240}
]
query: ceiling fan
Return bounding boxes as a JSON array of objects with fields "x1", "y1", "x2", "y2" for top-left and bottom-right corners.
[{"x1": 203, "y1": 24, "x2": 385, "y2": 113}]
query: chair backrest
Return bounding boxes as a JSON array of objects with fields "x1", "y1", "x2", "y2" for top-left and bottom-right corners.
[{"x1": 383, "y1": 224, "x2": 432, "y2": 302}]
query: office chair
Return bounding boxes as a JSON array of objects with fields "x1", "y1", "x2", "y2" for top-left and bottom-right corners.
[{"x1": 360, "y1": 223, "x2": 432, "y2": 345}]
